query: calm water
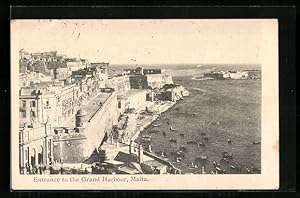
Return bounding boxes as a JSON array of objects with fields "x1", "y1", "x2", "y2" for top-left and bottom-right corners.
[{"x1": 110, "y1": 64, "x2": 261, "y2": 174}]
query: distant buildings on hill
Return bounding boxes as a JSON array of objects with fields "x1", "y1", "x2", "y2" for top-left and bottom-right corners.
[{"x1": 204, "y1": 70, "x2": 261, "y2": 80}]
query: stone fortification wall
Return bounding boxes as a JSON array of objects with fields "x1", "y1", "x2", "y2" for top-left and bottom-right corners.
[
  {"x1": 146, "y1": 74, "x2": 173, "y2": 89},
  {"x1": 105, "y1": 76, "x2": 130, "y2": 92},
  {"x1": 83, "y1": 92, "x2": 119, "y2": 158},
  {"x1": 52, "y1": 93, "x2": 119, "y2": 163},
  {"x1": 129, "y1": 74, "x2": 174, "y2": 90}
]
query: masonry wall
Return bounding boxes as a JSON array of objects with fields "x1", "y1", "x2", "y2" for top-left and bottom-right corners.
[
  {"x1": 52, "y1": 92, "x2": 119, "y2": 163},
  {"x1": 105, "y1": 76, "x2": 130, "y2": 92},
  {"x1": 83, "y1": 92, "x2": 119, "y2": 158}
]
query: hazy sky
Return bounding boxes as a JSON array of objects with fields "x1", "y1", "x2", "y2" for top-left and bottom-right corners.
[{"x1": 12, "y1": 19, "x2": 275, "y2": 64}]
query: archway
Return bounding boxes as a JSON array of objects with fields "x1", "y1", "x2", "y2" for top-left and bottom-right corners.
[
  {"x1": 37, "y1": 145, "x2": 43, "y2": 165},
  {"x1": 29, "y1": 148, "x2": 36, "y2": 166}
]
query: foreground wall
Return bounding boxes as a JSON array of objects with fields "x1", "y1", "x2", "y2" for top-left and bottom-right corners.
[{"x1": 52, "y1": 92, "x2": 119, "y2": 163}]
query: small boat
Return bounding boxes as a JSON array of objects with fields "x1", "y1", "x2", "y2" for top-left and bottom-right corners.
[
  {"x1": 179, "y1": 146, "x2": 187, "y2": 152},
  {"x1": 167, "y1": 121, "x2": 171, "y2": 125},
  {"x1": 230, "y1": 165, "x2": 236, "y2": 169},
  {"x1": 213, "y1": 161, "x2": 217, "y2": 166},
  {"x1": 161, "y1": 152, "x2": 167, "y2": 158},
  {"x1": 215, "y1": 167, "x2": 221, "y2": 171},
  {"x1": 176, "y1": 157, "x2": 182, "y2": 162},
  {"x1": 192, "y1": 112, "x2": 197, "y2": 116},
  {"x1": 252, "y1": 140, "x2": 261, "y2": 144},
  {"x1": 227, "y1": 139, "x2": 232, "y2": 144},
  {"x1": 180, "y1": 133, "x2": 184, "y2": 137},
  {"x1": 246, "y1": 168, "x2": 251, "y2": 173},
  {"x1": 187, "y1": 141, "x2": 198, "y2": 144},
  {"x1": 198, "y1": 142, "x2": 205, "y2": 147},
  {"x1": 170, "y1": 138, "x2": 177, "y2": 143},
  {"x1": 191, "y1": 162, "x2": 198, "y2": 169},
  {"x1": 170, "y1": 126, "x2": 177, "y2": 131},
  {"x1": 153, "y1": 124, "x2": 161, "y2": 127}
]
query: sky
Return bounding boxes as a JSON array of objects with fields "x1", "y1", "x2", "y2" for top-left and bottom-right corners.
[{"x1": 11, "y1": 19, "x2": 276, "y2": 65}]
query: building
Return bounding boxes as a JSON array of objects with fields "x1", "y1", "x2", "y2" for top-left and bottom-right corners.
[
  {"x1": 123, "y1": 67, "x2": 162, "y2": 75},
  {"x1": 19, "y1": 122, "x2": 53, "y2": 174},
  {"x1": 124, "y1": 67, "x2": 173, "y2": 89},
  {"x1": 54, "y1": 67, "x2": 72, "y2": 80},
  {"x1": 19, "y1": 72, "x2": 52, "y2": 88},
  {"x1": 65, "y1": 58, "x2": 88, "y2": 72},
  {"x1": 117, "y1": 90, "x2": 147, "y2": 113},
  {"x1": 90, "y1": 62, "x2": 109, "y2": 76}
]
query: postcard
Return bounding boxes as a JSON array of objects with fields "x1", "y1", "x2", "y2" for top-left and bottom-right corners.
[{"x1": 11, "y1": 19, "x2": 279, "y2": 190}]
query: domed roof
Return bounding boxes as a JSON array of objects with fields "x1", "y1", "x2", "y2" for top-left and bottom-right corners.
[{"x1": 76, "y1": 109, "x2": 87, "y2": 116}]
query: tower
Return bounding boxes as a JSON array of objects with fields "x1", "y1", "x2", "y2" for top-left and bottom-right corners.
[{"x1": 75, "y1": 109, "x2": 87, "y2": 127}]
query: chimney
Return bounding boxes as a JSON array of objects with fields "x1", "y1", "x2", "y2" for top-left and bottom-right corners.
[{"x1": 138, "y1": 144, "x2": 144, "y2": 164}]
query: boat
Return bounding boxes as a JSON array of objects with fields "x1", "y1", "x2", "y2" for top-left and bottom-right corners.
[
  {"x1": 153, "y1": 124, "x2": 161, "y2": 127},
  {"x1": 227, "y1": 139, "x2": 232, "y2": 144},
  {"x1": 187, "y1": 141, "x2": 198, "y2": 145},
  {"x1": 230, "y1": 165, "x2": 236, "y2": 169},
  {"x1": 252, "y1": 140, "x2": 261, "y2": 144},
  {"x1": 246, "y1": 168, "x2": 251, "y2": 173},
  {"x1": 170, "y1": 126, "x2": 177, "y2": 131},
  {"x1": 198, "y1": 142, "x2": 205, "y2": 147},
  {"x1": 161, "y1": 152, "x2": 167, "y2": 158},
  {"x1": 196, "y1": 65, "x2": 202, "y2": 68},
  {"x1": 176, "y1": 157, "x2": 182, "y2": 162},
  {"x1": 179, "y1": 146, "x2": 187, "y2": 152},
  {"x1": 169, "y1": 138, "x2": 177, "y2": 143}
]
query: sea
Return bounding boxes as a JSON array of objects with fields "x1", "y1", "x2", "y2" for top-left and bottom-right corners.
[{"x1": 109, "y1": 64, "x2": 261, "y2": 174}]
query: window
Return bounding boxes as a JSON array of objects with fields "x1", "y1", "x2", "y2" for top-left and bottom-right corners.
[
  {"x1": 25, "y1": 149, "x2": 28, "y2": 161},
  {"x1": 30, "y1": 101, "x2": 36, "y2": 107},
  {"x1": 30, "y1": 110, "x2": 36, "y2": 118},
  {"x1": 45, "y1": 101, "x2": 50, "y2": 109},
  {"x1": 21, "y1": 100, "x2": 26, "y2": 109},
  {"x1": 20, "y1": 110, "x2": 26, "y2": 118}
]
